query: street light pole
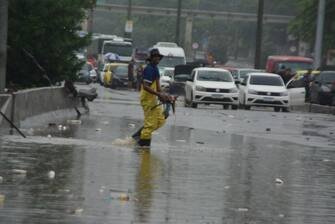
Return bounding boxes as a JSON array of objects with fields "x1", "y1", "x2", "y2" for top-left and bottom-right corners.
[
  {"x1": 314, "y1": 0, "x2": 326, "y2": 69},
  {"x1": 0, "y1": 0, "x2": 8, "y2": 92},
  {"x1": 175, "y1": 0, "x2": 182, "y2": 45},
  {"x1": 254, "y1": 0, "x2": 264, "y2": 69}
]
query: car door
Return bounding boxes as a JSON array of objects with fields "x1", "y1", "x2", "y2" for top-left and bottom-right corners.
[
  {"x1": 286, "y1": 78, "x2": 305, "y2": 106},
  {"x1": 185, "y1": 70, "x2": 196, "y2": 101}
]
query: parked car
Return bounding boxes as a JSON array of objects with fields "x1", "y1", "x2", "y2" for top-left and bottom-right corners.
[
  {"x1": 235, "y1": 68, "x2": 264, "y2": 82},
  {"x1": 109, "y1": 63, "x2": 129, "y2": 88},
  {"x1": 159, "y1": 67, "x2": 174, "y2": 91},
  {"x1": 310, "y1": 71, "x2": 335, "y2": 105},
  {"x1": 185, "y1": 68, "x2": 239, "y2": 109},
  {"x1": 239, "y1": 73, "x2": 290, "y2": 112},
  {"x1": 103, "y1": 63, "x2": 127, "y2": 88},
  {"x1": 77, "y1": 63, "x2": 97, "y2": 84},
  {"x1": 169, "y1": 64, "x2": 198, "y2": 95},
  {"x1": 286, "y1": 77, "x2": 306, "y2": 106}
]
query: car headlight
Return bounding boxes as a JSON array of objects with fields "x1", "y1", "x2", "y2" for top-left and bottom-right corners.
[
  {"x1": 280, "y1": 91, "x2": 289, "y2": 96},
  {"x1": 230, "y1": 88, "x2": 238, "y2": 93},
  {"x1": 196, "y1": 86, "x2": 206, "y2": 91},
  {"x1": 248, "y1": 89, "x2": 257, "y2": 95}
]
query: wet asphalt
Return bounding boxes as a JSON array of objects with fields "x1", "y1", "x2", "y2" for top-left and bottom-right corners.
[{"x1": 1, "y1": 84, "x2": 335, "y2": 224}]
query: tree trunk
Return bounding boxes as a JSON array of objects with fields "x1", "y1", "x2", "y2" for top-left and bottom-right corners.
[{"x1": 0, "y1": 0, "x2": 8, "y2": 92}]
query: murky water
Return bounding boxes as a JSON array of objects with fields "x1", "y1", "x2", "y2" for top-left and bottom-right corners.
[{"x1": 1, "y1": 117, "x2": 335, "y2": 223}]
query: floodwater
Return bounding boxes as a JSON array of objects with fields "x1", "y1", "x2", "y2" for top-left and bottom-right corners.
[{"x1": 1, "y1": 87, "x2": 335, "y2": 223}]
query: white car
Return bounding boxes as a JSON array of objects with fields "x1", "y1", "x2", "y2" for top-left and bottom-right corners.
[
  {"x1": 239, "y1": 73, "x2": 290, "y2": 112},
  {"x1": 185, "y1": 68, "x2": 239, "y2": 109},
  {"x1": 159, "y1": 67, "x2": 174, "y2": 91}
]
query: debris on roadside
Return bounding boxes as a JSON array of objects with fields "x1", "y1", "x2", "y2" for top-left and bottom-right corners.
[
  {"x1": 96, "y1": 128, "x2": 102, "y2": 132},
  {"x1": 112, "y1": 137, "x2": 136, "y2": 146},
  {"x1": 196, "y1": 141, "x2": 205, "y2": 145},
  {"x1": 275, "y1": 178, "x2": 284, "y2": 185},
  {"x1": 266, "y1": 128, "x2": 271, "y2": 132},
  {"x1": 48, "y1": 123, "x2": 56, "y2": 127}
]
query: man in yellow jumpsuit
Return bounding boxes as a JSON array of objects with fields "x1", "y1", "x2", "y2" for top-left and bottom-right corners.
[{"x1": 133, "y1": 49, "x2": 171, "y2": 147}]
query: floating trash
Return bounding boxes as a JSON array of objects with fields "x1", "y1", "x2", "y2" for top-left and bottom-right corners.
[
  {"x1": 266, "y1": 128, "x2": 271, "y2": 132},
  {"x1": 48, "y1": 171, "x2": 56, "y2": 179},
  {"x1": 128, "y1": 124, "x2": 136, "y2": 128},
  {"x1": 67, "y1": 120, "x2": 82, "y2": 125},
  {"x1": 275, "y1": 178, "x2": 284, "y2": 185},
  {"x1": 176, "y1": 139, "x2": 186, "y2": 143},
  {"x1": 196, "y1": 141, "x2": 205, "y2": 145},
  {"x1": 74, "y1": 208, "x2": 84, "y2": 215},
  {"x1": 12, "y1": 169, "x2": 27, "y2": 175},
  {"x1": 237, "y1": 208, "x2": 249, "y2": 212}
]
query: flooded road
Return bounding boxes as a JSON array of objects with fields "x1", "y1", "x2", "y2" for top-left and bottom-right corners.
[{"x1": 1, "y1": 86, "x2": 335, "y2": 224}]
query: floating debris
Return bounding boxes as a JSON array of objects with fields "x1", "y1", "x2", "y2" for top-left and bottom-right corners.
[
  {"x1": 128, "y1": 124, "x2": 136, "y2": 128},
  {"x1": 48, "y1": 171, "x2": 56, "y2": 179},
  {"x1": 196, "y1": 141, "x2": 205, "y2": 145},
  {"x1": 266, "y1": 128, "x2": 271, "y2": 132},
  {"x1": 237, "y1": 208, "x2": 249, "y2": 212},
  {"x1": 275, "y1": 178, "x2": 284, "y2": 185},
  {"x1": 12, "y1": 169, "x2": 27, "y2": 175},
  {"x1": 74, "y1": 208, "x2": 84, "y2": 215},
  {"x1": 67, "y1": 120, "x2": 82, "y2": 125}
]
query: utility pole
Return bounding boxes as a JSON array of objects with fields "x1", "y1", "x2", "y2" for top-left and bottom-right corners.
[
  {"x1": 175, "y1": 0, "x2": 182, "y2": 45},
  {"x1": 125, "y1": 0, "x2": 133, "y2": 38},
  {"x1": 254, "y1": 0, "x2": 264, "y2": 69},
  {"x1": 0, "y1": 0, "x2": 8, "y2": 92},
  {"x1": 314, "y1": 0, "x2": 326, "y2": 69}
]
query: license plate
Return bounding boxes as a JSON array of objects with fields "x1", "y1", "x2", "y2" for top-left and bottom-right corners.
[
  {"x1": 263, "y1": 97, "x2": 274, "y2": 101},
  {"x1": 212, "y1": 94, "x2": 224, "y2": 98}
]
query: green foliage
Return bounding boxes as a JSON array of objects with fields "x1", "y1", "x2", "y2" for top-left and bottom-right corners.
[
  {"x1": 290, "y1": 0, "x2": 335, "y2": 52},
  {"x1": 7, "y1": 0, "x2": 96, "y2": 88}
]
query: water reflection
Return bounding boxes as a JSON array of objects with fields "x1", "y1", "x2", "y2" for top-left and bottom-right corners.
[{"x1": 134, "y1": 150, "x2": 160, "y2": 223}]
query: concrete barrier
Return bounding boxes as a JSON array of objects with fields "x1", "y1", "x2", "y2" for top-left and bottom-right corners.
[{"x1": 0, "y1": 87, "x2": 79, "y2": 129}]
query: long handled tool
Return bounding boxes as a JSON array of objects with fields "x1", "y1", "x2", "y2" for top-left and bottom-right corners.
[{"x1": 0, "y1": 111, "x2": 26, "y2": 138}]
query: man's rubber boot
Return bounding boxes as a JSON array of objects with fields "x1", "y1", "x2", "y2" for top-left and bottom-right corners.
[
  {"x1": 138, "y1": 139, "x2": 151, "y2": 148},
  {"x1": 132, "y1": 127, "x2": 143, "y2": 142}
]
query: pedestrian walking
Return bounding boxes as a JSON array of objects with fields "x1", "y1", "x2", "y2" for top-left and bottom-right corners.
[
  {"x1": 132, "y1": 49, "x2": 173, "y2": 147},
  {"x1": 303, "y1": 69, "x2": 312, "y2": 102},
  {"x1": 128, "y1": 59, "x2": 135, "y2": 89}
]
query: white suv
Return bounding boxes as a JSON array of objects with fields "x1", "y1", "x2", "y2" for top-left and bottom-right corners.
[
  {"x1": 239, "y1": 73, "x2": 290, "y2": 112},
  {"x1": 185, "y1": 68, "x2": 239, "y2": 109}
]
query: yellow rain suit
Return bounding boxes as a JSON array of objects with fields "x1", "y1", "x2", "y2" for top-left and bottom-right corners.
[{"x1": 140, "y1": 75, "x2": 166, "y2": 140}]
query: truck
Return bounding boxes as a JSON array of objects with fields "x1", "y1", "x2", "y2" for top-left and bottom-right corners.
[
  {"x1": 266, "y1": 55, "x2": 314, "y2": 74},
  {"x1": 152, "y1": 42, "x2": 187, "y2": 90}
]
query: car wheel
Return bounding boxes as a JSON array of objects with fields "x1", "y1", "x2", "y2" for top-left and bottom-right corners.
[
  {"x1": 244, "y1": 106, "x2": 251, "y2": 110},
  {"x1": 223, "y1": 104, "x2": 229, "y2": 110},
  {"x1": 282, "y1": 107, "x2": 290, "y2": 112},
  {"x1": 232, "y1": 105, "x2": 238, "y2": 110},
  {"x1": 274, "y1": 107, "x2": 281, "y2": 112},
  {"x1": 191, "y1": 102, "x2": 198, "y2": 108},
  {"x1": 184, "y1": 97, "x2": 189, "y2": 107}
]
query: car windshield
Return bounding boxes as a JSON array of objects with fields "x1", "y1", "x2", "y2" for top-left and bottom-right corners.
[
  {"x1": 159, "y1": 56, "x2": 185, "y2": 68},
  {"x1": 276, "y1": 61, "x2": 312, "y2": 72},
  {"x1": 250, "y1": 75, "x2": 284, "y2": 86},
  {"x1": 113, "y1": 66, "x2": 128, "y2": 76},
  {"x1": 197, "y1": 71, "x2": 233, "y2": 82},
  {"x1": 240, "y1": 70, "x2": 260, "y2": 79},
  {"x1": 321, "y1": 73, "x2": 335, "y2": 83},
  {"x1": 103, "y1": 44, "x2": 133, "y2": 56}
]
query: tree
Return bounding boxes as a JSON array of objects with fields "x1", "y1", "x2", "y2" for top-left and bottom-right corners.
[
  {"x1": 290, "y1": 0, "x2": 335, "y2": 58},
  {"x1": 7, "y1": 0, "x2": 96, "y2": 88}
]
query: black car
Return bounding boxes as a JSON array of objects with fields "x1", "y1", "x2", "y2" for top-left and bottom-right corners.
[
  {"x1": 111, "y1": 65, "x2": 129, "y2": 88},
  {"x1": 169, "y1": 64, "x2": 198, "y2": 95},
  {"x1": 310, "y1": 71, "x2": 335, "y2": 105}
]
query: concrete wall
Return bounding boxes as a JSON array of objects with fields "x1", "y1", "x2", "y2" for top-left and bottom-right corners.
[{"x1": 0, "y1": 87, "x2": 78, "y2": 129}]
